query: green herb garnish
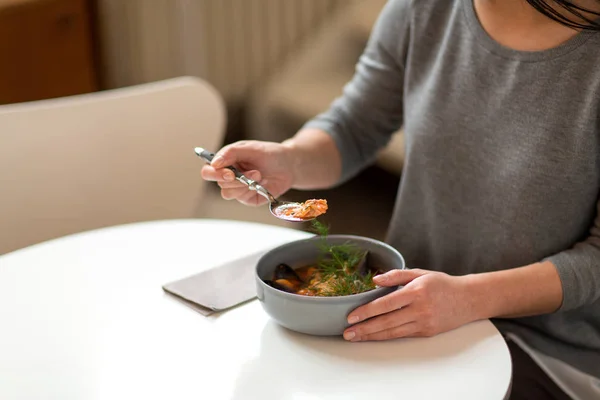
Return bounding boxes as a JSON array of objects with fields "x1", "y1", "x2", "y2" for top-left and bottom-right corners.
[
  {"x1": 310, "y1": 218, "x2": 330, "y2": 238},
  {"x1": 307, "y1": 219, "x2": 376, "y2": 296}
]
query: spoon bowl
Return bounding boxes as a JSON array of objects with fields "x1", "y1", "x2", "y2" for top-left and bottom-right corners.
[
  {"x1": 268, "y1": 200, "x2": 323, "y2": 222},
  {"x1": 194, "y1": 147, "x2": 324, "y2": 223}
]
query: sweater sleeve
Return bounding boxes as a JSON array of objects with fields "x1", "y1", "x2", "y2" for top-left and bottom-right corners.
[
  {"x1": 302, "y1": 0, "x2": 412, "y2": 184},
  {"x1": 545, "y1": 200, "x2": 600, "y2": 311}
]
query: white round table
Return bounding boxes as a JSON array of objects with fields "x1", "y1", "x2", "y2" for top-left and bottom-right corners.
[{"x1": 0, "y1": 219, "x2": 512, "y2": 400}]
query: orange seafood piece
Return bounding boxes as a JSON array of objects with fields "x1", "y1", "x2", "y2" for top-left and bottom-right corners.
[{"x1": 281, "y1": 199, "x2": 328, "y2": 219}]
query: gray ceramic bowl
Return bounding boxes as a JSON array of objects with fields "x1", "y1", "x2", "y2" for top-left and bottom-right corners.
[{"x1": 255, "y1": 234, "x2": 406, "y2": 336}]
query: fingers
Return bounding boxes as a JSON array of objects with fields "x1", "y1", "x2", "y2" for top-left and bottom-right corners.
[
  {"x1": 210, "y1": 140, "x2": 264, "y2": 169},
  {"x1": 373, "y1": 268, "x2": 427, "y2": 287},
  {"x1": 237, "y1": 189, "x2": 269, "y2": 207},
  {"x1": 347, "y1": 286, "x2": 415, "y2": 324},
  {"x1": 344, "y1": 307, "x2": 418, "y2": 341},
  {"x1": 201, "y1": 165, "x2": 235, "y2": 182},
  {"x1": 202, "y1": 163, "x2": 262, "y2": 185},
  {"x1": 353, "y1": 322, "x2": 421, "y2": 342},
  {"x1": 220, "y1": 187, "x2": 248, "y2": 200},
  {"x1": 216, "y1": 171, "x2": 269, "y2": 206},
  {"x1": 202, "y1": 160, "x2": 263, "y2": 197},
  {"x1": 220, "y1": 187, "x2": 268, "y2": 206},
  {"x1": 199, "y1": 140, "x2": 285, "y2": 207}
]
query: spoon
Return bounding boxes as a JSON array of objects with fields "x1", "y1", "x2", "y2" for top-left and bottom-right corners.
[{"x1": 194, "y1": 147, "x2": 321, "y2": 222}]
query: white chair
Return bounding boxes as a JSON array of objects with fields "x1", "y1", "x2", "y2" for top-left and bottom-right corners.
[{"x1": 0, "y1": 76, "x2": 226, "y2": 255}]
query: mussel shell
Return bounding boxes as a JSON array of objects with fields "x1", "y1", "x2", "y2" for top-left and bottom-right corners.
[
  {"x1": 355, "y1": 251, "x2": 371, "y2": 277},
  {"x1": 264, "y1": 279, "x2": 298, "y2": 293},
  {"x1": 273, "y1": 263, "x2": 302, "y2": 281}
]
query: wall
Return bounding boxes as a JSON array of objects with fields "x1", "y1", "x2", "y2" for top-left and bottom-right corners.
[{"x1": 95, "y1": 0, "x2": 345, "y2": 104}]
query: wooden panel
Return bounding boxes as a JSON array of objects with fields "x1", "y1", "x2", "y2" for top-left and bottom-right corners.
[
  {"x1": 136, "y1": 0, "x2": 182, "y2": 83},
  {"x1": 0, "y1": 0, "x2": 98, "y2": 105},
  {"x1": 96, "y1": 0, "x2": 346, "y2": 103},
  {"x1": 94, "y1": 0, "x2": 133, "y2": 88}
]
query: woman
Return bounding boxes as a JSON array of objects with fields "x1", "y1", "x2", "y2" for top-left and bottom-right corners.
[{"x1": 201, "y1": 1, "x2": 600, "y2": 398}]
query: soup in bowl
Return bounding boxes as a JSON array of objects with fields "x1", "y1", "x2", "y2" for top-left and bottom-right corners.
[{"x1": 255, "y1": 234, "x2": 406, "y2": 336}]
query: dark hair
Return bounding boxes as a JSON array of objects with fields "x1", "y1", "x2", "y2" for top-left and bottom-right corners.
[{"x1": 526, "y1": 0, "x2": 600, "y2": 31}]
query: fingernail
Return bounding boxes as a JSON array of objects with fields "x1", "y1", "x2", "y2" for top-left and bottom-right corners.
[
  {"x1": 223, "y1": 171, "x2": 234, "y2": 181},
  {"x1": 374, "y1": 274, "x2": 387, "y2": 282},
  {"x1": 348, "y1": 316, "x2": 359, "y2": 324},
  {"x1": 344, "y1": 331, "x2": 355, "y2": 340},
  {"x1": 211, "y1": 155, "x2": 224, "y2": 168}
]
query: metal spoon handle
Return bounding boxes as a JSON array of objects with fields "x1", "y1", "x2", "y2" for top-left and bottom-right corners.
[{"x1": 194, "y1": 147, "x2": 275, "y2": 202}]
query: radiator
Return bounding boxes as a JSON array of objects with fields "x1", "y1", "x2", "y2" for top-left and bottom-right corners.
[{"x1": 97, "y1": 0, "x2": 344, "y2": 103}]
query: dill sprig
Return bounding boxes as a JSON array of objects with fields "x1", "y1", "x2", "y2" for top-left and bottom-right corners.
[
  {"x1": 308, "y1": 219, "x2": 376, "y2": 296},
  {"x1": 310, "y1": 219, "x2": 330, "y2": 238}
]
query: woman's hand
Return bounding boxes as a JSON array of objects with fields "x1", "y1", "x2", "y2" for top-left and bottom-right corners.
[
  {"x1": 200, "y1": 140, "x2": 296, "y2": 207},
  {"x1": 343, "y1": 269, "x2": 479, "y2": 342}
]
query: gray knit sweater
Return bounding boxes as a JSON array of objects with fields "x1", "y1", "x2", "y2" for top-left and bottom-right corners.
[{"x1": 304, "y1": 0, "x2": 600, "y2": 378}]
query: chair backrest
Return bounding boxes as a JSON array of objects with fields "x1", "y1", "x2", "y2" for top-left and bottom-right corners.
[{"x1": 0, "y1": 76, "x2": 226, "y2": 255}]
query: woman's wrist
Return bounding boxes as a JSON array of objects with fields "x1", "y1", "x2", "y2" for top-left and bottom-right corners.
[
  {"x1": 459, "y1": 261, "x2": 563, "y2": 321},
  {"x1": 280, "y1": 137, "x2": 302, "y2": 189},
  {"x1": 458, "y1": 273, "x2": 495, "y2": 321},
  {"x1": 281, "y1": 128, "x2": 342, "y2": 190}
]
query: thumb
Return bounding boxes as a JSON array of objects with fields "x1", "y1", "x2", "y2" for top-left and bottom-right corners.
[
  {"x1": 373, "y1": 268, "x2": 427, "y2": 286},
  {"x1": 211, "y1": 141, "x2": 263, "y2": 169}
]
